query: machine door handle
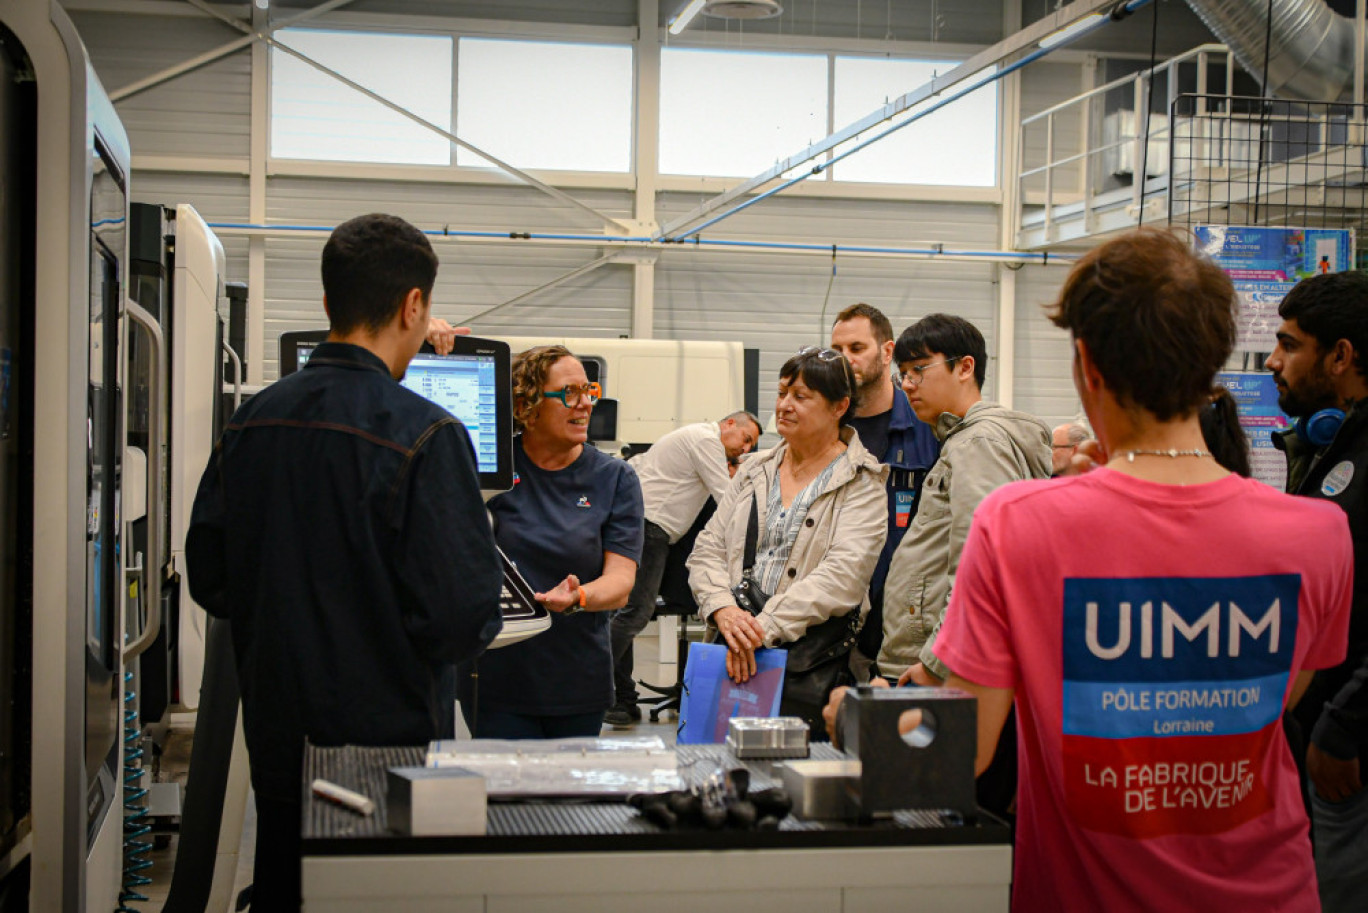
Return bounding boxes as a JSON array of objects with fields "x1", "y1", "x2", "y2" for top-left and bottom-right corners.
[
  {"x1": 222, "y1": 340, "x2": 242, "y2": 411},
  {"x1": 124, "y1": 298, "x2": 166, "y2": 661}
]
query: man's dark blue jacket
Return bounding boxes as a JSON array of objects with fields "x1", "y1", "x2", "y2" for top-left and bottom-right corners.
[
  {"x1": 186, "y1": 342, "x2": 503, "y2": 801},
  {"x1": 858, "y1": 387, "x2": 941, "y2": 660}
]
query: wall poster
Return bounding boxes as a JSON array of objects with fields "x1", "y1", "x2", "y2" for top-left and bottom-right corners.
[
  {"x1": 1196, "y1": 225, "x2": 1354, "y2": 489},
  {"x1": 1215, "y1": 371, "x2": 1290, "y2": 491}
]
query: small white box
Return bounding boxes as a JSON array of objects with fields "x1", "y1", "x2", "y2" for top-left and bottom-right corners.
[{"x1": 386, "y1": 766, "x2": 487, "y2": 836}]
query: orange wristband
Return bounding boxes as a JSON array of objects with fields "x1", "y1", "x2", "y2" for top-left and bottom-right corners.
[{"x1": 576, "y1": 585, "x2": 588, "y2": 608}]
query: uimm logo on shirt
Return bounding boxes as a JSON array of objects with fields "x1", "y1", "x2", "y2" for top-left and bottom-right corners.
[{"x1": 1060, "y1": 574, "x2": 1299, "y2": 838}]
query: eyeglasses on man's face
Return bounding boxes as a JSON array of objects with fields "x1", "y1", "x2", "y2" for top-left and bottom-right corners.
[
  {"x1": 898, "y1": 356, "x2": 960, "y2": 387},
  {"x1": 543, "y1": 382, "x2": 601, "y2": 408}
]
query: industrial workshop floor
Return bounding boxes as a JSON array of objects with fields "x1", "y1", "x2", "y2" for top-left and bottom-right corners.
[{"x1": 138, "y1": 627, "x2": 684, "y2": 912}]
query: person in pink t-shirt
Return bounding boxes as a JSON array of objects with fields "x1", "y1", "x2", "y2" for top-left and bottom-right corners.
[{"x1": 932, "y1": 227, "x2": 1354, "y2": 913}]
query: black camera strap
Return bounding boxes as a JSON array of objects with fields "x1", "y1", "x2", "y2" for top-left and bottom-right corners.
[{"x1": 743, "y1": 493, "x2": 759, "y2": 574}]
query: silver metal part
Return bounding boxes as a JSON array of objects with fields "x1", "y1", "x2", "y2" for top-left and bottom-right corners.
[
  {"x1": 725, "y1": 717, "x2": 810, "y2": 760},
  {"x1": 775, "y1": 760, "x2": 861, "y2": 820}
]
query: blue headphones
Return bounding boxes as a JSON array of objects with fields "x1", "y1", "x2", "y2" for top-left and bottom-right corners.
[{"x1": 1294, "y1": 408, "x2": 1346, "y2": 447}]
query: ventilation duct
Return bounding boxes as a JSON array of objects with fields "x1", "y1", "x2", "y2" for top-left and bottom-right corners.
[{"x1": 1183, "y1": 0, "x2": 1357, "y2": 102}]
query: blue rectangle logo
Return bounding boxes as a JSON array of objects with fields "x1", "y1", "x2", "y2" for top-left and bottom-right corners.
[{"x1": 1063, "y1": 575, "x2": 1299, "y2": 684}]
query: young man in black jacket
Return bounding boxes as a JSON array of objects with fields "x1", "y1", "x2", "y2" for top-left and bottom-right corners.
[
  {"x1": 186, "y1": 213, "x2": 504, "y2": 912},
  {"x1": 1269, "y1": 270, "x2": 1368, "y2": 913}
]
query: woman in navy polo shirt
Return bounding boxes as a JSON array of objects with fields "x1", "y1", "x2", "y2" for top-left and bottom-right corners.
[{"x1": 473, "y1": 345, "x2": 644, "y2": 738}]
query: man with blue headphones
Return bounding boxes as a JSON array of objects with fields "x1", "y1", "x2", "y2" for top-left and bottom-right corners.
[{"x1": 1269, "y1": 270, "x2": 1368, "y2": 913}]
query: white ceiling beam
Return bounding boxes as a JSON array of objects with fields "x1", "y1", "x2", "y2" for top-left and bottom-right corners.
[
  {"x1": 61, "y1": 0, "x2": 247, "y2": 17},
  {"x1": 658, "y1": 0, "x2": 1140, "y2": 238},
  {"x1": 205, "y1": 223, "x2": 1074, "y2": 266}
]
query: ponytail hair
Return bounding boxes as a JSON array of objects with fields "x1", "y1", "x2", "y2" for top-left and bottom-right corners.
[{"x1": 1200, "y1": 386, "x2": 1251, "y2": 477}]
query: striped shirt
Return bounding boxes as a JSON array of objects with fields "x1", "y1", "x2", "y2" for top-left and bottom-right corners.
[{"x1": 752, "y1": 453, "x2": 842, "y2": 596}]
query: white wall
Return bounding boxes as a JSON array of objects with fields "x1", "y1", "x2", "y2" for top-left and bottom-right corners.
[
  {"x1": 1016, "y1": 57, "x2": 1090, "y2": 424},
  {"x1": 656, "y1": 193, "x2": 1004, "y2": 407},
  {"x1": 1013, "y1": 263, "x2": 1081, "y2": 424},
  {"x1": 260, "y1": 178, "x2": 636, "y2": 377}
]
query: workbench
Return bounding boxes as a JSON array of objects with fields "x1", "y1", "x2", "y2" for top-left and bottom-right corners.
[{"x1": 301, "y1": 743, "x2": 1013, "y2": 912}]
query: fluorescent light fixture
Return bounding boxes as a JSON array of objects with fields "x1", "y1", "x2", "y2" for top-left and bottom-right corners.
[
  {"x1": 669, "y1": 0, "x2": 707, "y2": 35},
  {"x1": 1038, "y1": 13, "x2": 1105, "y2": 49}
]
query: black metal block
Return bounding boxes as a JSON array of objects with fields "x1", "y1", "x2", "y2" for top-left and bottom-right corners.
[{"x1": 838, "y1": 685, "x2": 978, "y2": 820}]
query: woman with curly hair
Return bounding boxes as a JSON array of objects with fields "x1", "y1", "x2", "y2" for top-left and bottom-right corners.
[{"x1": 467, "y1": 345, "x2": 643, "y2": 738}]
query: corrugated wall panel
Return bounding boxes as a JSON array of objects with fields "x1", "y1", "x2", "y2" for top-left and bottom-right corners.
[
  {"x1": 132, "y1": 173, "x2": 252, "y2": 224},
  {"x1": 1013, "y1": 262, "x2": 1081, "y2": 428},
  {"x1": 70, "y1": 11, "x2": 252, "y2": 159},
  {"x1": 261, "y1": 178, "x2": 637, "y2": 378},
  {"x1": 274, "y1": 0, "x2": 639, "y2": 27},
  {"x1": 657, "y1": 192, "x2": 1000, "y2": 247},
  {"x1": 130, "y1": 171, "x2": 252, "y2": 335},
  {"x1": 1013, "y1": 61, "x2": 1092, "y2": 430},
  {"x1": 264, "y1": 240, "x2": 633, "y2": 380},
  {"x1": 657, "y1": 194, "x2": 1002, "y2": 424},
  {"x1": 265, "y1": 177, "x2": 633, "y2": 233},
  {"x1": 654, "y1": 0, "x2": 1007, "y2": 44}
]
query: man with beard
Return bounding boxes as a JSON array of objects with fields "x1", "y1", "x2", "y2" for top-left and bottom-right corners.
[
  {"x1": 829, "y1": 303, "x2": 940, "y2": 670},
  {"x1": 1269, "y1": 270, "x2": 1368, "y2": 913}
]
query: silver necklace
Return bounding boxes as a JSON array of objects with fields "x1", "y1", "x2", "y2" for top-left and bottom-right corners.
[{"x1": 1120, "y1": 448, "x2": 1212, "y2": 462}]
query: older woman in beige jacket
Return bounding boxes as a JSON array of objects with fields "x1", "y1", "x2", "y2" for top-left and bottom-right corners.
[{"x1": 688, "y1": 347, "x2": 888, "y2": 731}]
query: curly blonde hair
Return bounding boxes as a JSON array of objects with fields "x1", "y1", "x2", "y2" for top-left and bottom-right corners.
[{"x1": 511, "y1": 344, "x2": 576, "y2": 431}]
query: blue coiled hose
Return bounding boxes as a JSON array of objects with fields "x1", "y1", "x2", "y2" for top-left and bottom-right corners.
[{"x1": 117, "y1": 671, "x2": 153, "y2": 911}]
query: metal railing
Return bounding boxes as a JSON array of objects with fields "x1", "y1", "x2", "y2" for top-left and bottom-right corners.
[
  {"x1": 1169, "y1": 93, "x2": 1368, "y2": 233},
  {"x1": 1017, "y1": 44, "x2": 1234, "y2": 243}
]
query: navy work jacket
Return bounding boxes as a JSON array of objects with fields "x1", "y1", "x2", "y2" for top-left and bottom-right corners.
[
  {"x1": 185, "y1": 342, "x2": 503, "y2": 801},
  {"x1": 859, "y1": 388, "x2": 941, "y2": 659}
]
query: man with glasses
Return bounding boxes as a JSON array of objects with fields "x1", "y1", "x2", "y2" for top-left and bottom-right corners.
[
  {"x1": 879, "y1": 314, "x2": 1051, "y2": 686},
  {"x1": 1051, "y1": 422, "x2": 1092, "y2": 477},
  {"x1": 867, "y1": 314, "x2": 1048, "y2": 817},
  {"x1": 829, "y1": 303, "x2": 940, "y2": 669},
  {"x1": 605, "y1": 411, "x2": 762, "y2": 727}
]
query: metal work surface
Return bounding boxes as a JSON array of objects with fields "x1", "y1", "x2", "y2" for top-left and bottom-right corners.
[{"x1": 302, "y1": 743, "x2": 1007, "y2": 852}]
